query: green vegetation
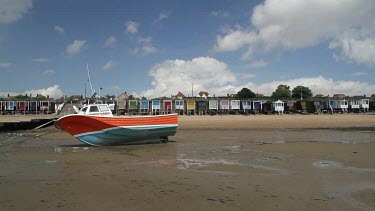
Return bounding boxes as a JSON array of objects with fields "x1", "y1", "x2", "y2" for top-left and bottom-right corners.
[
  {"x1": 237, "y1": 88, "x2": 256, "y2": 99},
  {"x1": 292, "y1": 86, "x2": 313, "y2": 100},
  {"x1": 271, "y1": 84, "x2": 291, "y2": 99}
]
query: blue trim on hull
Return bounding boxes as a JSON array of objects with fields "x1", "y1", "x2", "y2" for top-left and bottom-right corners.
[{"x1": 75, "y1": 125, "x2": 177, "y2": 146}]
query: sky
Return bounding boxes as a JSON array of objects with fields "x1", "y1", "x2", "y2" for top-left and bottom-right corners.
[{"x1": 0, "y1": 0, "x2": 375, "y2": 99}]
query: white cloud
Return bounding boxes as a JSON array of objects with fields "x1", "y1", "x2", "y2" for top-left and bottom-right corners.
[
  {"x1": 0, "y1": 0, "x2": 32, "y2": 24},
  {"x1": 32, "y1": 58, "x2": 49, "y2": 62},
  {"x1": 54, "y1": 25, "x2": 65, "y2": 33},
  {"x1": 330, "y1": 33, "x2": 375, "y2": 66},
  {"x1": 213, "y1": 0, "x2": 375, "y2": 67},
  {"x1": 246, "y1": 60, "x2": 267, "y2": 69},
  {"x1": 102, "y1": 60, "x2": 114, "y2": 70},
  {"x1": 136, "y1": 57, "x2": 375, "y2": 98},
  {"x1": 23, "y1": 85, "x2": 64, "y2": 99},
  {"x1": 210, "y1": 10, "x2": 229, "y2": 17},
  {"x1": 0, "y1": 62, "x2": 11, "y2": 68},
  {"x1": 42, "y1": 69, "x2": 56, "y2": 76},
  {"x1": 154, "y1": 11, "x2": 169, "y2": 23},
  {"x1": 66, "y1": 40, "x2": 87, "y2": 56},
  {"x1": 125, "y1": 21, "x2": 139, "y2": 34},
  {"x1": 132, "y1": 37, "x2": 157, "y2": 55},
  {"x1": 138, "y1": 57, "x2": 236, "y2": 98},
  {"x1": 104, "y1": 36, "x2": 117, "y2": 48},
  {"x1": 352, "y1": 71, "x2": 367, "y2": 76},
  {"x1": 213, "y1": 27, "x2": 257, "y2": 52}
]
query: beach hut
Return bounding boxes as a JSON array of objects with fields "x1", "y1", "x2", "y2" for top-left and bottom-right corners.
[
  {"x1": 284, "y1": 100, "x2": 297, "y2": 114},
  {"x1": 272, "y1": 100, "x2": 284, "y2": 114},
  {"x1": 0, "y1": 101, "x2": 2, "y2": 114},
  {"x1": 370, "y1": 101, "x2": 375, "y2": 112},
  {"x1": 196, "y1": 101, "x2": 208, "y2": 115},
  {"x1": 208, "y1": 100, "x2": 218, "y2": 115},
  {"x1": 40, "y1": 101, "x2": 50, "y2": 114},
  {"x1": 128, "y1": 100, "x2": 138, "y2": 114},
  {"x1": 140, "y1": 100, "x2": 150, "y2": 114},
  {"x1": 117, "y1": 100, "x2": 126, "y2": 115},
  {"x1": 262, "y1": 101, "x2": 272, "y2": 114},
  {"x1": 186, "y1": 100, "x2": 196, "y2": 115},
  {"x1": 163, "y1": 100, "x2": 173, "y2": 114},
  {"x1": 241, "y1": 100, "x2": 251, "y2": 114},
  {"x1": 219, "y1": 100, "x2": 229, "y2": 114},
  {"x1": 151, "y1": 100, "x2": 161, "y2": 115},
  {"x1": 5, "y1": 101, "x2": 16, "y2": 114},
  {"x1": 312, "y1": 101, "x2": 322, "y2": 114},
  {"x1": 322, "y1": 100, "x2": 336, "y2": 114},
  {"x1": 230, "y1": 100, "x2": 240, "y2": 114},
  {"x1": 348, "y1": 100, "x2": 360, "y2": 112},
  {"x1": 336, "y1": 99, "x2": 348, "y2": 112},
  {"x1": 174, "y1": 100, "x2": 184, "y2": 115},
  {"x1": 297, "y1": 100, "x2": 308, "y2": 112},
  {"x1": 252, "y1": 100, "x2": 262, "y2": 114},
  {"x1": 18, "y1": 101, "x2": 27, "y2": 114},
  {"x1": 359, "y1": 99, "x2": 369, "y2": 112}
]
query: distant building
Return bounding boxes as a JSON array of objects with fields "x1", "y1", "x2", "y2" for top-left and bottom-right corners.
[
  {"x1": 198, "y1": 91, "x2": 209, "y2": 98},
  {"x1": 117, "y1": 92, "x2": 129, "y2": 100},
  {"x1": 333, "y1": 94, "x2": 347, "y2": 99},
  {"x1": 172, "y1": 91, "x2": 185, "y2": 99}
]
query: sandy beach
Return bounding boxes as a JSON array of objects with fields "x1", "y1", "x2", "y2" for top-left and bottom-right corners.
[{"x1": 0, "y1": 114, "x2": 374, "y2": 210}]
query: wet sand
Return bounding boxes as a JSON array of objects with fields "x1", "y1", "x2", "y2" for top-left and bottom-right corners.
[{"x1": 0, "y1": 114, "x2": 374, "y2": 210}]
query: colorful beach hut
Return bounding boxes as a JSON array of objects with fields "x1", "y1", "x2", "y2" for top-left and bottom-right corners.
[
  {"x1": 117, "y1": 100, "x2": 126, "y2": 115},
  {"x1": 128, "y1": 100, "x2": 138, "y2": 114},
  {"x1": 140, "y1": 100, "x2": 150, "y2": 114},
  {"x1": 163, "y1": 100, "x2": 173, "y2": 114},
  {"x1": 196, "y1": 101, "x2": 208, "y2": 115},
  {"x1": 252, "y1": 101, "x2": 262, "y2": 114},
  {"x1": 18, "y1": 101, "x2": 27, "y2": 114},
  {"x1": 151, "y1": 100, "x2": 161, "y2": 114},
  {"x1": 219, "y1": 100, "x2": 229, "y2": 114},
  {"x1": 186, "y1": 100, "x2": 195, "y2": 115},
  {"x1": 284, "y1": 100, "x2": 297, "y2": 113}
]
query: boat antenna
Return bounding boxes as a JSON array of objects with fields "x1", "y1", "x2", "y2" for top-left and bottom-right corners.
[{"x1": 87, "y1": 64, "x2": 95, "y2": 96}]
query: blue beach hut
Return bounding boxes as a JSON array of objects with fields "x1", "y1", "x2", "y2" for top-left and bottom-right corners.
[
  {"x1": 140, "y1": 100, "x2": 150, "y2": 114},
  {"x1": 152, "y1": 100, "x2": 161, "y2": 114}
]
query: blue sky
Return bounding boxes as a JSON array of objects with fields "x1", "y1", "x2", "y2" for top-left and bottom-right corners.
[{"x1": 0, "y1": 0, "x2": 374, "y2": 99}]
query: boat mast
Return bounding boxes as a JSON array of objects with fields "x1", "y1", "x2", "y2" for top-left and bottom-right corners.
[{"x1": 87, "y1": 64, "x2": 95, "y2": 96}]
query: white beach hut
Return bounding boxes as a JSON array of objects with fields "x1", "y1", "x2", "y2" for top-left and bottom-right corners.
[{"x1": 272, "y1": 100, "x2": 284, "y2": 114}]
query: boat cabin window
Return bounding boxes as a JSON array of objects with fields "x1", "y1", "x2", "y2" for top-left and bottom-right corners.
[
  {"x1": 89, "y1": 106, "x2": 99, "y2": 112},
  {"x1": 81, "y1": 107, "x2": 88, "y2": 112},
  {"x1": 98, "y1": 105, "x2": 110, "y2": 112}
]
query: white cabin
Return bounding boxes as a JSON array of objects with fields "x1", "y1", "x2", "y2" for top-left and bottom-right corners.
[
  {"x1": 272, "y1": 100, "x2": 284, "y2": 114},
  {"x1": 230, "y1": 100, "x2": 240, "y2": 110},
  {"x1": 336, "y1": 100, "x2": 348, "y2": 112},
  {"x1": 359, "y1": 99, "x2": 369, "y2": 111},
  {"x1": 78, "y1": 104, "x2": 113, "y2": 117}
]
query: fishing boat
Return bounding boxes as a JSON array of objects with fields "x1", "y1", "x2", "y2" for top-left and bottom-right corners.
[{"x1": 54, "y1": 104, "x2": 178, "y2": 146}]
